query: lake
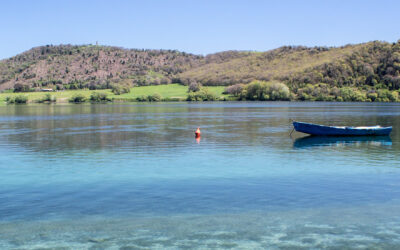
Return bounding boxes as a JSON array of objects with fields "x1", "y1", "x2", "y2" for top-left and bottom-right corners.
[{"x1": 0, "y1": 102, "x2": 400, "y2": 249}]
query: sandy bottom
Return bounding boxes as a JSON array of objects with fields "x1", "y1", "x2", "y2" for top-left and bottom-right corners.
[{"x1": 2, "y1": 201, "x2": 400, "y2": 249}]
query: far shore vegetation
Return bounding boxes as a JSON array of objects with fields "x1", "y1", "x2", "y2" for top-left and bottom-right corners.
[
  {"x1": 1, "y1": 81, "x2": 399, "y2": 105},
  {"x1": 1, "y1": 41, "x2": 400, "y2": 104}
]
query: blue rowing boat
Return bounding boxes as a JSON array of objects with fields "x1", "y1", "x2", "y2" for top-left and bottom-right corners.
[{"x1": 293, "y1": 121, "x2": 392, "y2": 136}]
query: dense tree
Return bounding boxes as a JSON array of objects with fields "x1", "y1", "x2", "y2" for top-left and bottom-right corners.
[{"x1": 240, "y1": 81, "x2": 290, "y2": 101}]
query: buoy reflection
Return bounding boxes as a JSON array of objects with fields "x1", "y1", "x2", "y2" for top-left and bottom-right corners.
[{"x1": 196, "y1": 136, "x2": 201, "y2": 144}]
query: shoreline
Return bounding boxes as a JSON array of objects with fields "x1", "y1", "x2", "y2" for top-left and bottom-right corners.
[
  {"x1": 1, "y1": 83, "x2": 399, "y2": 105},
  {"x1": 2, "y1": 100, "x2": 400, "y2": 108}
]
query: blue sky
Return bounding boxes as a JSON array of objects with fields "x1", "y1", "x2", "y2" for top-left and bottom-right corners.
[{"x1": 1, "y1": 0, "x2": 399, "y2": 59}]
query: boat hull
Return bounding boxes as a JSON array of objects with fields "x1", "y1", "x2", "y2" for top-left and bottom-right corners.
[{"x1": 293, "y1": 122, "x2": 392, "y2": 136}]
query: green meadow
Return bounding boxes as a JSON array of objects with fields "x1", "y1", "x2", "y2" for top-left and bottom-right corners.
[{"x1": 0, "y1": 84, "x2": 227, "y2": 105}]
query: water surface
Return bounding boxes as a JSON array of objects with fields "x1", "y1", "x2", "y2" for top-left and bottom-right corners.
[{"x1": 0, "y1": 102, "x2": 400, "y2": 249}]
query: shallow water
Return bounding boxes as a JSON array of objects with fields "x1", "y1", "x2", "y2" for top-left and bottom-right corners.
[{"x1": 0, "y1": 102, "x2": 400, "y2": 249}]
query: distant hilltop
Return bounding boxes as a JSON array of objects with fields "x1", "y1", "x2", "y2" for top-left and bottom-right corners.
[{"x1": 0, "y1": 40, "x2": 399, "y2": 93}]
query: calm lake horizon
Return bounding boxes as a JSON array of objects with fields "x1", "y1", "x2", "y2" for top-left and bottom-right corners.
[{"x1": 1, "y1": 102, "x2": 400, "y2": 249}]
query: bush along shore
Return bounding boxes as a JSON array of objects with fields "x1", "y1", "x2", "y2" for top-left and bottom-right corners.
[
  {"x1": 1, "y1": 82, "x2": 400, "y2": 105},
  {"x1": 223, "y1": 81, "x2": 399, "y2": 102}
]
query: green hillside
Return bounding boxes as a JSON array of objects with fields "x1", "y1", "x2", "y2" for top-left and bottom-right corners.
[
  {"x1": 1, "y1": 40, "x2": 400, "y2": 102},
  {"x1": 177, "y1": 45, "x2": 361, "y2": 86}
]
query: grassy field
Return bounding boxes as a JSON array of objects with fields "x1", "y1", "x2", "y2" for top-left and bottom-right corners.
[
  {"x1": 0, "y1": 84, "x2": 227, "y2": 104},
  {"x1": 115, "y1": 84, "x2": 226, "y2": 100}
]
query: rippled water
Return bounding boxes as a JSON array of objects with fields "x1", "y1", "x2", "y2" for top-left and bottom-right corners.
[{"x1": 0, "y1": 102, "x2": 400, "y2": 249}]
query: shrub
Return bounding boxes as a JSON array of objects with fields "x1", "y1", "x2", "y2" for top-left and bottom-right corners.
[
  {"x1": 69, "y1": 94, "x2": 86, "y2": 103},
  {"x1": 147, "y1": 93, "x2": 162, "y2": 102},
  {"x1": 38, "y1": 93, "x2": 56, "y2": 103},
  {"x1": 122, "y1": 86, "x2": 131, "y2": 94},
  {"x1": 296, "y1": 84, "x2": 342, "y2": 101},
  {"x1": 224, "y1": 84, "x2": 244, "y2": 96},
  {"x1": 56, "y1": 84, "x2": 64, "y2": 91},
  {"x1": 241, "y1": 80, "x2": 290, "y2": 101},
  {"x1": 391, "y1": 91, "x2": 399, "y2": 102},
  {"x1": 13, "y1": 83, "x2": 31, "y2": 92},
  {"x1": 90, "y1": 92, "x2": 111, "y2": 102},
  {"x1": 376, "y1": 89, "x2": 398, "y2": 102},
  {"x1": 339, "y1": 87, "x2": 366, "y2": 102},
  {"x1": 330, "y1": 87, "x2": 340, "y2": 98},
  {"x1": 136, "y1": 95, "x2": 147, "y2": 102},
  {"x1": 186, "y1": 92, "x2": 199, "y2": 101},
  {"x1": 186, "y1": 88, "x2": 217, "y2": 101},
  {"x1": 15, "y1": 95, "x2": 28, "y2": 103},
  {"x1": 160, "y1": 77, "x2": 172, "y2": 84},
  {"x1": 268, "y1": 81, "x2": 291, "y2": 100},
  {"x1": 112, "y1": 86, "x2": 122, "y2": 95},
  {"x1": 188, "y1": 81, "x2": 202, "y2": 92},
  {"x1": 339, "y1": 87, "x2": 354, "y2": 101},
  {"x1": 353, "y1": 91, "x2": 367, "y2": 102},
  {"x1": 367, "y1": 92, "x2": 378, "y2": 102},
  {"x1": 298, "y1": 92, "x2": 313, "y2": 101},
  {"x1": 7, "y1": 95, "x2": 28, "y2": 104},
  {"x1": 112, "y1": 85, "x2": 130, "y2": 95},
  {"x1": 199, "y1": 88, "x2": 217, "y2": 101},
  {"x1": 324, "y1": 96, "x2": 336, "y2": 101},
  {"x1": 243, "y1": 81, "x2": 263, "y2": 100},
  {"x1": 5, "y1": 96, "x2": 15, "y2": 104}
]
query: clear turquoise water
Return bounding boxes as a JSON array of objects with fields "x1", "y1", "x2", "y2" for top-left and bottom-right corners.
[{"x1": 0, "y1": 102, "x2": 400, "y2": 249}]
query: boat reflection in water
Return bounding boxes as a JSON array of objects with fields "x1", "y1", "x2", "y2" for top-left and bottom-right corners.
[{"x1": 293, "y1": 136, "x2": 392, "y2": 149}]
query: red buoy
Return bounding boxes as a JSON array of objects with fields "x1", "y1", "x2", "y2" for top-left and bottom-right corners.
[{"x1": 195, "y1": 127, "x2": 201, "y2": 137}]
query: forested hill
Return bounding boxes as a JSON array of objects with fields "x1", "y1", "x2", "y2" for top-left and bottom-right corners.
[
  {"x1": 1, "y1": 41, "x2": 399, "y2": 92},
  {"x1": 179, "y1": 41, "x2": 400, "y2": 91}
]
